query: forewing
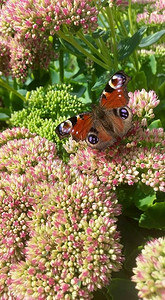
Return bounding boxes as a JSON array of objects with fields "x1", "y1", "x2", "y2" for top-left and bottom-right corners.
[
  {"x1": 100, "y1": 70, "x2": 131, "y2": 109},
  {"x1": 55, "y1": 113, "x2": 93, "y2": 141}
]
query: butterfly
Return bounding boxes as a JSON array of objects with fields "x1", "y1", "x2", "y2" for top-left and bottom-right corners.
[{"x1": 55, "y1": 70, "x2": 133, "y2": 150}]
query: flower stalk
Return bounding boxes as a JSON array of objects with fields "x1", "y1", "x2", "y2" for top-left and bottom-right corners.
[{"x1": 0, "y1": 78, "x2": 26, "y2": 102}]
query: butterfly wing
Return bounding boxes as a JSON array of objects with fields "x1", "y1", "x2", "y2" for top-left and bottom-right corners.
[
  {"x1": 100, "y1": 70, "x2": 131, "y2": 109},
  {"x1": 86, "y1": 106, "x2": 133, "y2": 150},
  {"x1": 86, "y1": 122, "x2": 115, "y2": 150},
  {"x1": 55, "y1": 113, "x2": 93, "y2": 141},
  {"x1": 55, "y1": 70, "x2": 132, "y2": 150}
]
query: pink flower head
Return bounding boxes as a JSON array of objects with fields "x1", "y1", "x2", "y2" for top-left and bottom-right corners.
[
  {"x1": 135, "y1": 0, "x2": 165, "y2": 24},
  {"x1": 64, "y1": 89, "x2": 164, "y2": 193},
  {"x1": 128, "y1": 89, "x2": 160, "y2": 124},
  {"x1": 0, "y1": 127, "x2": 71, "y2": 297},
  {"x1": 9, "y1": 176, "x2": 123, "y2": 299},
  {"x1": 0, "y1": 0, "x2": 98, "y2": 79},
  {"x1": 132, "y1": 237, "x2": 165, "y2": 299},
  {"x1": 0, "y1": 127, "x2": 123, "y2": 299}
]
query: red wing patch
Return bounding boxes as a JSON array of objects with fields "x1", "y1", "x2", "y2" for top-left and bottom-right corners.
[
  {"x1": 100, "y1": 71, "x2": 130, "y2": 109},
  {"x1": 100, "y1": 89, "x2": 129, "y2": 109},
  {"x1": 71, "y1": 113, "x2": 93, "y2": 141}
]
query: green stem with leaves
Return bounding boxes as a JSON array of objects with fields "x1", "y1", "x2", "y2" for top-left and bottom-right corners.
[
  {"x1": 128, "y1": 0, "x2": 134, "y2": 35},
  {"x1": 115, "y1": 10, "x2": 128, "y2": 38},
  {"x1": 95, "y1": 37, "x2": 112, "y2": 67},
  {"x1": 57, "y1": 30, "x2": 109, "y2": 70},
  {"x1": 128, "y1": 0, "x2": 139, "y2": 71},
  {"x1": 0, "y1": 78, "x2": 26, "y2": 102},
  {"x1": 77, "y1": 31, "x2": 110, "y2": 66},
  {"x1": 105, "y1": 6, "x2": 118, "y2": 70}
]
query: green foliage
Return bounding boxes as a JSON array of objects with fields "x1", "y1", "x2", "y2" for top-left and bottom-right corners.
[
  {"x1": 139, "y1": 30, "x2": 165, "y2": 47},
  {"x1": 118, "y1": 27, "x2": 147, "y2": 60},
  {"x1": 116, "y1": 183, "x2": 165, "y2": 232},
  {"x1": 108, "y1": 279, "x2": 138, "y2": 300},
  {"x1": 9, "y1": 84, "x2": 87, "y2": 148},
  {"x1": 139, "y1": 202, "x2": 165, "y2": 229}
]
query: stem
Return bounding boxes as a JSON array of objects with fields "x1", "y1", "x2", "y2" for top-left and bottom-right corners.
[
  {"x1": 87, "y1": 70, "x2": 97, "y2": 104},
  {"x1": 57, "y1": 30, "x2": 109, "y2": 70},
  {"x1": 100, "y1": 7, "x2": 110, "y2": 26},
  {"x1": 77, "y1": 31, "x2": 110, "y2": 66},
  {"x1": 95, "y1": 37, "x2": 112, "y2": 66},
  {"x1": 0, "y1": 78, "x2": 26, "y2": 102},
  {"x1": 59, "y1": 49, "x2": 64, "y2": 83},
  {"x1": 116, "y1": 10, "x2": 128, "y2": 37},
  {"x1": 115, "y1": 9, "x2": 137, "y2": 68},
  {"x1": 128, "y1": 0, "x2": 139, "y2": 71},
  {"x1": 128, "y1": 0, "x2": 134, "y2": 35},
  {"x1": 98, "y1": 13, "x2": 107, "y2": 28},
  {"x1": 105, "y1": 6, "x2": 118, "y2": 69}
]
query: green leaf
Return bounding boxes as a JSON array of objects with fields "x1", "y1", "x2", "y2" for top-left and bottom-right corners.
[
  {"x1": 0, "y1": 107, "x2": 11, "y2": 116},
  {"x1": 118, "y1": 27, "x2": 147, "y2": 60},
  {"x1": 70, "y1": 85, "x2": 86, "y2": 98},
  {"x1": 158, "y1": 80, "x2": 165, "y2": 100},
  {"x1": 108, "y1": 279, "x2": 138, "y2": 300},
  {"x1": 60, "y1": 39, "x2": 84, "y2": 57},
  {"x1": 50, "y1": 67, "x2": 59, "y2": 84},
  {"x1": 139, "y1": 202, "x2": 165, "y2": 229},
  {"x1": 118, "y1": 215, "x2": 145, "y2": 266},
  {"x1": 149, "y1": 119, "x2": 162, "y2": 129},
  {"x1": 131, "y1": 183, "x2": 156, "y2": 211},
  {"x1": 156, "y1": 191, "x2": 165, "y2": 202},
  {"x1": 93, "y1": 289, "x2": 108, "y2": 300},
  {"x1": 139, "y1": 30, "x2": 165, "y2": 47},
  {"x1": 149, "y1": 55, "x2": 157, "y2": 75},
  {"x1": 128, "y1": 71, "x2": 147, "y2": 91},
  {"x1": 91, "y1": 72, "x2": 111, "y2": 91},
  {"x1": 116, "y1": 184, "x2": 142, "y2": 219},
  {"x1": 135, "y1": 193, "x2": 156, "y2": 211},
  {"x1": 9, "y1": 92, "x2": 24, "y2": 111},
  {"x1": 92, "y1": 29, "x2": 107, "y2": 39},
  {"x1": 0, "y1": 113, "x2": 10, "y2": 120},
  {"x1": 140, "y1": 183, "x2": 155, "y2": 195},
  {"x1": 27, "y1": 71, "x2": 51, "y2": 90},
  {"x1": 124, "y1": 248, "x2": 141, "y2": 272}
]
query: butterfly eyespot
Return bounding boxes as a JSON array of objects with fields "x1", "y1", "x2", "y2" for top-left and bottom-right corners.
[
  {"x1": 88, "y1": 134, "x2": 99, "y2": 145},
  {"x1": 58, "y1": 120, "x2": 72, "y2": 135},
  {"x1": 119, "y1": 108, "x2": 129, "y2": 119},
  {"x1": 109, "y1": 73, "x2": 126, "y2": 89}
]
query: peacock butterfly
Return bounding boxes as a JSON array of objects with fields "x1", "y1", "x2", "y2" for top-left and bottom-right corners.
[{"x1": 55, "y1": 70, "x2": 132, "y2": 150}]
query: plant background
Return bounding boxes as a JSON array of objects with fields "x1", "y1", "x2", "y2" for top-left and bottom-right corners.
[{"x1": 0, "y1": 0, "x2": 165, "y2": 299}]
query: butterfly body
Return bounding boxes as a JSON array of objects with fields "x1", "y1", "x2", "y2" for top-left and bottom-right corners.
[{"x1": 56, "y1": 71, "x2": 133, "y2": 150}]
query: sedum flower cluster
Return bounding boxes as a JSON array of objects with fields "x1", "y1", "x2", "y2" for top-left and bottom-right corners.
[
  {"x1": 0, "y1": 127, "x2": 123, "y2": 299},
  {"x1": 138, "y1": 44, "x2": 165, "y2": 69},
  {"x1": 0, "y1": 0, "x2": 98, "y2": 80},
  {"x1": 9, "y1": 83, "x2": 87, "y2": 145},
  {"x1": 65, "y1": 127, "x2": 165, "y2": 192},
  {"x1": 128, "y1": 89, "x2": 160, "y2": 126},
  {"x1": 1, "y1": 87, "x2": 164, "y2": 299},
  {"x1": 132, "y1": 237, "x2": 165, "y2": 300},
  {"x1": 64, "y1": 89, "x2": 164, "y2": 192},
  {"x1": 133, "y1": 0, "x2": 165, "y2": 25}
]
